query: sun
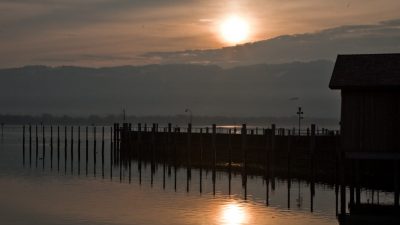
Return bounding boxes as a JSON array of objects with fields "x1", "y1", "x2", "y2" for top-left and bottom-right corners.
[{"x1": 219, "y1": 15, "x2": 250, "y2": 45}]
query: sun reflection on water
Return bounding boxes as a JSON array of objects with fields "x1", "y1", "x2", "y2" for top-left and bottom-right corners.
[{"x1": 220, "y1": 201, "x2": 248, "y2": 225}]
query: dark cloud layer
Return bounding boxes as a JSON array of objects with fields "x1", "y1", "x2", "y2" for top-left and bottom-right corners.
[{"x1": 142, "y1": 19, "x2": 400, "y2": 67}]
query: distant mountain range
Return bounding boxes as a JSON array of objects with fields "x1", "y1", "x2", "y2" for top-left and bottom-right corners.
[{"x1": 0, "y1": 60, "x2": 339, "y2": 118}]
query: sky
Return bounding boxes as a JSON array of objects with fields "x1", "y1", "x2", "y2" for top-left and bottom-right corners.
[{"x1": 1, "y1": 0, "x2": 400, "y2": 68}]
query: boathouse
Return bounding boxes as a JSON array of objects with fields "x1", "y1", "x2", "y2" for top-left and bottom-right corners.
[
  {"x1": 330, "y1": 54, "x2": 400, "y2": 223},
  {"x1": 330, "y1": 53, "x2": 400, "y2": 155}
]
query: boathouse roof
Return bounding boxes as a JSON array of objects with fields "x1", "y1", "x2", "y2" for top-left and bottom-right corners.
[{"x1": 329, "y1": 53, "x2": 400, "y2": 89}]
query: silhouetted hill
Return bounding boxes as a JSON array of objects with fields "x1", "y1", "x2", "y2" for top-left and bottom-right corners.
[{"x1": 0, "y1": 61, "x2": 339, "y2": 118}]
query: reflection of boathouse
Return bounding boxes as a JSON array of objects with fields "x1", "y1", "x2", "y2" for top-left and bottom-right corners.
[{"x1": 329, "y1": 54, "x2": 400, "y2": 224}]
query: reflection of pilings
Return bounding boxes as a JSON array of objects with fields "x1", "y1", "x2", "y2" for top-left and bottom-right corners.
[
  {"x1": 70, "y1": 126, "x2": 73, "y2": 174},
  {"x1": 42, "y1": 125, "x2": 45, "y2": 170},
  {"x1": 64, "y1": 126, "x2": 67, "y2": 174},
  {"x1": 22, "y1": 125, "x2": 25, "y2": 166}
]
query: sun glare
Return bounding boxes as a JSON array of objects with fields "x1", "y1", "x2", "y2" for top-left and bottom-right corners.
[
  {"x1": 220, "y1": 203, "x2": 247, "y2": 225},
  {"x1": 219, "y1": 15, "x2": 250, "y2": 45}
]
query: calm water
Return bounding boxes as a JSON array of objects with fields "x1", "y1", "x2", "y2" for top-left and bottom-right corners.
[{"x1": 0, "y1": 125, "x2": 390, "y2": 225}]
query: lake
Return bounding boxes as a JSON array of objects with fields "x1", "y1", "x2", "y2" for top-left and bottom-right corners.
[{"x1": 0, "y1": 125, "x2": 393, "y2": 225}]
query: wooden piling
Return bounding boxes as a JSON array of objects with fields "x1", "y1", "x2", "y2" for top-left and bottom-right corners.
[
  {"x1": 186, "y1": 123, "x2": 192, "y2": 193},
  {"x1": 64, "y1": 126, "x2": 67, "y2": 174},
  {"x1": 50, "y1": 126, "x2": 53, "y2": 170},
  {"x1": 287, "y1": 132, "x2": 291, "y2": 209},
  {"x1": 35, "y1": 125, "x2": 38, "y2": 168},
  {"x1": 199, "y1": 128, "x2": 203, "y2": 194},
  {"x1": 78, "y1": 126, "x2": 81, "y2": 175},
  {"x1": 29, "y1": 125, "x2": 32, "y2": 167},
  {"x1": 228, "y1": 128, "x2": 232, "y2": 195},
  {"x1": 22, "y1": 125, "x2": 25, "y2": 166},
  {"x1": 212, "y1": 124, "x2": 217, "y2": 195},
  {"x1": 110, "y1": 126, "x2": 113, "y2": 180},
  {"x1": 86, "y1": 126, "x2": 88, "y2": 176},
  {"x1": 57, "y1": 126, "x2": 60, "y2": 172},
  {"x1": 271, "y1": 124, "x2": 276, "y2": 190},
  {"x1": 70, "y1": 126, "x2": 73, "y2": 173},
  {"x1": 42, "y1": 125, "x2": 45, "y2": 170},
  {"x1": 242, "y1": 124, "x2": 247, "y2": 200},
  {"x1": 102, "y1": 126, "x2": 105, "y2": 178},
  {"x1": 93, "y1": 126, "x2": 97, "y2": 177}
]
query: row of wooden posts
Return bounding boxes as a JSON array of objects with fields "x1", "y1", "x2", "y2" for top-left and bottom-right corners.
[
  {"x1": 21, "y1": 123, "x2": 397, "y2": 214},
  {"x1": 22, "y1": 125, "x2": 118, "y2": 178},
  {"x1": 21, "y1": 123, "x2": 324, "y2": 211}
]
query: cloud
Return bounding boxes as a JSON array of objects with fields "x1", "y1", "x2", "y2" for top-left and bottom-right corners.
[{"x1": 141, "y1": 19, "x2": 400, "y2": 67}]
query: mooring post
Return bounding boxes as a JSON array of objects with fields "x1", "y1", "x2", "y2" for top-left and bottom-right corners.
[
  {"x1": 70, "y1": 126, "x2": 74, "y2": 173},
  {"x1": 186, "y1": 123, "x2": 192, "y2": 192},
  {"x1": 110, "y1": 126, "x2": 113, "y2": 180},
  {"x1": 64, "y1": 126, "x2": 67, "y2": 174},
  {"x1": 212, "y1": 124, "x2": 217, "y2": 195},
  {"x1": 86, "y1": 126, "x2": 88, "y2": 176},
  {"x1": 93, "y1": 126, "x2": 97, "y2": 177},
  {"x1": 42, "y1": 125, "x2": 45, "y2": 170},
  {"x1": 78, "y1": 126, "x2": 81, "y2": 175},
  {"x1": 241, "y1": 124, "x2": 247, "y2": 200},
  {"x1": 271, "y1": 124, "x2": 276, "y2": 190},
  {"x1": 22, "y1": 125, "x2": 25, "y2": 166},
  {"x1": 102, "y1": 126, "x2": 105, "y2": 178},
  {"x1": 228, "y1": 128, "x2": 232, "y2": 195},
  {"x1": 57, "y1": 126, "x2": 60, "y2": 172},
  {"x1": 50, "y1": 126, "x2": 53, "y2": 170},
  {"x1": 287, "y1": 131, "x2": 291, "y2": 209},
  {"x1": 199, "y1": 128, "x2": 203, "y2": 194},
  {"x1": 35, "y1": 125, "x2": 38, "y2": 168},
  {"x1": 29, "y1": 125, "x2": 32, "y2": 167},
  {"x1": 310, "y1": 124, "x2": 316, "y2": 212}
]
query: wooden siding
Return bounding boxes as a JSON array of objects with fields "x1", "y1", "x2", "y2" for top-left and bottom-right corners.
[{"x1": 341, "y1": 90, "x2": 400, "y2": 152}]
